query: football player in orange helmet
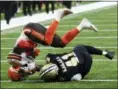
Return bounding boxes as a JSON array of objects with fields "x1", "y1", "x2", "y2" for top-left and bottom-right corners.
[
  {"x1": 8, "y1": 63, "x2": 42, "y2": 81},
  {"x1": 8, "y1": 66, "x2": 22, "y2": 81},
  {"x1": 7, "y1": 9, "x2": 98, "y2": 80}
]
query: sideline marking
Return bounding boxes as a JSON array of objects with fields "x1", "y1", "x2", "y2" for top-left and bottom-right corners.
[{"x1": 1, "y1": 2, "x2": 117, "y2": 30}]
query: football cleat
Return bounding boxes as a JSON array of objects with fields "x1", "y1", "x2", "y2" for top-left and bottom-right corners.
[
  {"x1": 80, "y1": 18, "x2": 99, "y2": 32},
  {"x1": 105, "y1": 50, "x2": 115, "y2": 60},
  {"x1": 56, "y1": 9, "x2": 73, "y2": 20},
  {"x1": 61, "y1": 9, "x2": 73, "y2": 19}
]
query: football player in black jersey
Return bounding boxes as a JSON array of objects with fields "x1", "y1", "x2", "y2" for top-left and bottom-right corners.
[
  {"x1": 7, "y1": 8, "x2": 98, "y2": 81},
  {"x1": 8, "y1": 8, "x2": 99, "y2": 81},
  {"x1": 40, "y1": 45, "x2": 115, "y2": 82}
]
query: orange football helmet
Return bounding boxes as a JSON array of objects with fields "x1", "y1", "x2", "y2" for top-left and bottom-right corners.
[{"x1": 8, "y1": 66, "x2": 21, "y2": 81}]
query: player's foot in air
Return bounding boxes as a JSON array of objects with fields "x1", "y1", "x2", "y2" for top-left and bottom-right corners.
[
  {"x1": 77, "y1": 18, "x2": 99, "y2": 32},
  {"x1": 61, "y1": 9, "x2": 73, "y2": 19},
  {"x1": 55, "y1": 9, "x2": 73, "y2": 21},
  {"x1": 105, "y1": 50, "x2": 115, "y2": 60}
]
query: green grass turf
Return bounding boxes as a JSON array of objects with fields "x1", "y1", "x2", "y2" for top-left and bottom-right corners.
[{"x1": 1, "y1": 5, "x2": 118, "y2": 88}]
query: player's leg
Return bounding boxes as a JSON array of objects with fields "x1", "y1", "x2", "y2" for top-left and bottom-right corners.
[
  {"x1": 82, "y1": 45, "x2": 115, "y2": 60},
  {"x1": 73, "y1": 45, "x2": 93, "y2": 79},
  {"x1": 23, "y1": 9, "x2": 72, "y2": 45},
  {"x1": 51, "y1": 17, "x2": 98, "y2": 47},
  {"x1": 50, "y1": 34, "x2": 66, "y2": 47},
  {"x1": 44, "y1": 9, "x2": 72, "y2": 45},
  {"x1": 80, "y1": 53, "x2": 92, "y2": 79},
  {"x1": 73, "y1": 45, "x2": 115, "y2": 60},
  {"x1": 61, "y1": 18, "x2": 98, "y2": 45}
]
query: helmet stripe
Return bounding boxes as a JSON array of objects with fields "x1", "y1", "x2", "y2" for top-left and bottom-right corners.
[{"x1": 40, "y1": 64, "x2": 56, "y2": 78}]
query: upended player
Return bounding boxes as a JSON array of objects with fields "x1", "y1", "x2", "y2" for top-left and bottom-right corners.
[
  {"x1": 7, "y1": 9, "x2": 98, "y2": 81},
  {"x1": 40, "y1": 45, "x2": 115, "y2": 82}
]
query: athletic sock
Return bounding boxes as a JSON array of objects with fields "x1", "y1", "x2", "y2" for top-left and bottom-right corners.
[
  {"x1": 55, "y1": 11, "x2": 63, "y2": 22},
  {"x1": 102, "y1": 51, "x2": 108, "y2": 56},
  {"x1": 76, "y1": 24, "x2": 83, "y2": 31},
  {"x1": 45, "y1": 20, "x2": 59, "y2": 45},
  {"x1": 61, "y1": 28, "x2": 79, "y2": 44}
]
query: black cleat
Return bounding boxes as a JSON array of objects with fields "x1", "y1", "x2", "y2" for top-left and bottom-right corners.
[{"x1": 105, "y1": 51, "x2": 115, "y2": 60}]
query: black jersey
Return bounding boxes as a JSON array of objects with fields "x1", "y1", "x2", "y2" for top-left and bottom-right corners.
[
  {"x1": 46, "y1": 52, "x2": 80, "y2": 81},
  {"x1": 46, "y1": 45, "x2": 93, "y2": 81}
]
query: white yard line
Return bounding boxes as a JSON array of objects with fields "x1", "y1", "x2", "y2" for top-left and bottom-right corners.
[
  {"x1": 57, "y1": 29, "x2": 118, "y2": 32},
  {"x1": 56, "y1": 25, "x2": 117, "y2": 27},
  {"x1": 63, "y1": 20, "x2": 117, "y2": 22},
  {"x1": 1, "y1": 29, "x2": 117, "y2": 34},
  {"x1": 1, "y1": 79, "x2": 117, "y2": 83},
  {"x1": 1, "y1": 36, "x2": 117, "y2": 40},
  {"x1": 1, "y1": 46, "x2": 117, "y2": 50},
  {"x1": 73, "y1": 37, "x2": 117, "y2": 39},
  {"x1": 80, "y1": 80, "x2": 118, "y2": 82},
  {"x1": 0, "y1": 59, "x2": 117, "y2": 63}
]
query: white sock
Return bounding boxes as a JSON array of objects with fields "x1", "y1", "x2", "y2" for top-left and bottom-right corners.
[
  {"x1": 102, "y1": 51, "x2": 107, "y2": 55},
  {"x1": 76, "y1": 24, "x2": 83, "y2": 31},
  {"x1": 55, "y1": 10, "x2": 63, "y2": 22},
  {"x1": 55, "y1": 17, "x2": 61, "y2": 22},
  {"x1": 71, "y1": 73, "x2": 82, "y2": 81}
]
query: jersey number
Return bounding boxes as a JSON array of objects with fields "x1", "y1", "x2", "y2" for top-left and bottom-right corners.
[{"x1": 61, "y1": 52, "x2": 79, "y2": 67}]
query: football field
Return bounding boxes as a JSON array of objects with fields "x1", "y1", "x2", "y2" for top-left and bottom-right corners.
[{"x1": 1, "y1": 6, "x2": 117, "y2": 88}]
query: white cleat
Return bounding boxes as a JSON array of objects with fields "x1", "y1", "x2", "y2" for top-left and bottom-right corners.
[
  {"x1": 61, "y1": 9, "x2": 73, "y2": 19},
  {"x1": 80, "y1": 18, "x2": 98, "y2": 32},
  {"x1": 55, "y1": 9, "x2": 73, "y2": 21}
]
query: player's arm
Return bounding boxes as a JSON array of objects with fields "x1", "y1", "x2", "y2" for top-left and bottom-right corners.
[
  {"x1": 45, "y1": 53, "x2": 54, "y2": 64},
  {"x1": 7, "y1": 53, "x2": 24, "y2": 67},
  {"x1": 45, "y1": 53, "x2": 62, "y2": 64},
  {"x1": 7, "y1": 44, "x2": 28, "y2": 67},
  {"x1": 19, "y1": 62, "x2": 42, "y2": 76}
]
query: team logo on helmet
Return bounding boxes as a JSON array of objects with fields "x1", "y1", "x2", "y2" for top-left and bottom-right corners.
[{"x1": 40, "y1": 63, "x2": 59, "y2": 81}]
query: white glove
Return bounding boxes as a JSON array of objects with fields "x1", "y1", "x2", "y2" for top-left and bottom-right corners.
[
  {"x1": 27, "y1": 62, "x2": 36, "y2": 70},
  {"x1": 71, "y1": 73, "x2": 82, "y2": 81}
]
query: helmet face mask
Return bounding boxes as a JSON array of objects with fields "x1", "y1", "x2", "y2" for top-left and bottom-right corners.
[{"x1": 40, "y1": 63, "x2": 59, "y2": 81}]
